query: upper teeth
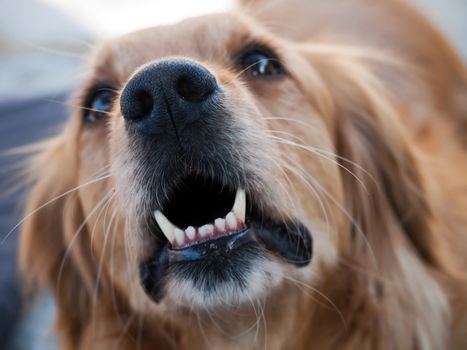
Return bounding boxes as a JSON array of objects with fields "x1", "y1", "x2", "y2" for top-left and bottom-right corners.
[{"x1": 154, "y1": 188, "x2": 246, "y2": 249}]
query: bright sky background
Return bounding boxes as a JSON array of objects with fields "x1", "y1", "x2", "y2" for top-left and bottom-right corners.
[
  {"x1": 0, "y1": 0, "x2": 234, "y2": 99},
  {"x1": 1, "y1": 0, "x2": 465, "y2": 101},
  {"x1": 41, "y1": 0, "x2": 233, "y2": 37}
]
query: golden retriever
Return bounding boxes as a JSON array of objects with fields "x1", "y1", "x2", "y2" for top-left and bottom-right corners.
[{"x1": 19, "y1": 0, "x2": 467, "y2": 349}]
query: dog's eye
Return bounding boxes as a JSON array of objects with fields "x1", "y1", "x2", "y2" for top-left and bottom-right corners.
[
  {"x1": 83, "y1": 87, "x2": 115, "y2": 124},
  {"x1": 237, "y1": 47, "x2": 284, "y2": 78}
]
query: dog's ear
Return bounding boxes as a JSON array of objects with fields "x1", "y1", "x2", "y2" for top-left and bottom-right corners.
[
  {"x1": 307, "y1": 54, "x2": 451, "y2": 269},
  {"x1": 335, "y1": 86, "x2": 439, "y2": 264},
  {"x1": 19, "y1": 132, "x2": 97, "y2": 348},
  {"x1": 299, "y1": 52, "x2": 456, "y2": 346}
]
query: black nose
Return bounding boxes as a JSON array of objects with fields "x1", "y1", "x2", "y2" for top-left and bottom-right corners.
[{"x1": 120, "y1": 59, "x2": 219, "y2": 136}]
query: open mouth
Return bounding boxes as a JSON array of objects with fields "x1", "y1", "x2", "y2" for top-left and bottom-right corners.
[
  {"x1": 141, "y1": 174, "x2": 313, "y2": 303},
  {"x1": 149, "y1": 174, "x2": 313, "y2": 263},
  {"x1": 154, "y1": 179, "x2": 247, "y2": 250}
]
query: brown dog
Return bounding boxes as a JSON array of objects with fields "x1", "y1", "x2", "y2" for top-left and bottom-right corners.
[{"x1": 19, "y1": 0, "x2": 467, "y2": 349}]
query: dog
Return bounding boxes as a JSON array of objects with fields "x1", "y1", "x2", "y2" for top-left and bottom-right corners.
[{"x1": 19, "y1": 0, "x2": 467, "y2": 348}]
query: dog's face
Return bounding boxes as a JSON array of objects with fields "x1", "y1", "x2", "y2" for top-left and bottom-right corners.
[
  {"x1": 21, "y1": 9, "x2": 441, "y2": 347},
  {"x1": 74, "y1": 13, "x2": 342, "y2": 313}
]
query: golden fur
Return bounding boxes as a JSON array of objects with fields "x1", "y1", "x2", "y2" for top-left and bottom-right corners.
[{"x1": 19, "y1": 0, "x2": 467, "y2": 349}]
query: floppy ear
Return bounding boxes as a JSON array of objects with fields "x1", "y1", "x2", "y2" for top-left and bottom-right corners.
[
  {"x1": 337, "y1": 89, "x2": 436, "y2": 259},
  {"x1": 302, "y1": 52, "x2": 455, "y2": 347},
  {"x1": 19, "y1": 131, "x2": 97, "y2": 349},
  {"x1": 307, "y1": 54, "x2": 450, "y2": 269}
]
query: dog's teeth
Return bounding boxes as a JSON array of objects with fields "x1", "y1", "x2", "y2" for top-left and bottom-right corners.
[
  {"x1": 232, "y1": 189, "x2": 246, "y2": 223},
  {"x1": 185, "y1": 226, "x2": 196, "y2": 240},
  {"x1": 215, "y1": 218, "x2": 226, "y2": 232},
  {"x1": 156, "y1": 189, "x2": 246, "y2": 247},
  {"x1": 205, "y1": 224, "x2": 214, "y2": 235},
  {"x1": 174, "y1": 228, "x2": 185, "y2": 246},
  {"x1": 199, "y1": 224, "x2": 214, "y2": 238},
  {"x1": 225, "y1": 212, "x2": 237, "y2": 230},
  {"x1": 154, "y1": 210, "x2": 176, "y2": 242},
  {"x1": 198, "y1": 225, "x2": 208, "y2": 238}
]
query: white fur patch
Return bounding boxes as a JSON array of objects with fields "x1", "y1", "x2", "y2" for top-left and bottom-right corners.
[{"x1": 166, "y1": 257, "x2": 285, "y2": 309}]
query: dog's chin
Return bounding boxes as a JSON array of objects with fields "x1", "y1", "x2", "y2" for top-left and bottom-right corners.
[
  {"x1": 165, "y1": 243, "x2": 287, "y2": 308},
  {"x1": 138, "y1": 174, "x2": 313, "y2": 308}
]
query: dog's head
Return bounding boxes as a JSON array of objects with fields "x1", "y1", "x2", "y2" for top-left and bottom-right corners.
[{"x1": 20, "y1": 10, "x2": 442, "y2": 348}]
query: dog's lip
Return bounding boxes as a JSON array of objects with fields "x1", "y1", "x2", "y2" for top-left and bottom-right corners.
[
  {"x1": 140, "y1": 226, "x2": 257, "y2": 303},
  {"x1": 168, "y1": 227, "x2": 253, "y2": 263},
  {"x1": 140, "y1": 220, "x2": 313, "y2": 303},
  {"x1": 148, "y1": 184, "x2": 313, "y2": 266},
  {"x1": 141, "y1": 174, "x2": 313, "y2": 303}
]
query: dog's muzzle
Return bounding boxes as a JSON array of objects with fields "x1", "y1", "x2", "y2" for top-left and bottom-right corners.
[{"x1": 119, "y1": 58, "x2": 313, "y2": 304}]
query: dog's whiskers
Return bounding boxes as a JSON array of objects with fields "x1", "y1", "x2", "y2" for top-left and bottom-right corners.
[
  {"x1": 282, "y1": 275, "x2": 347, "y2": 330},
  {"x1": 276, "y1": 154, "x2": 379, "y2": 270},
  {"x1": 57, "y1": 188, "x2": 115, "y2": 292},
  {"x1": 263, "y1": 123, "x2": 377, "y2": 184},
  {"x1": 2, "y1": 172, "x2": 112, "y2": 244},
  {"x1": 109, "y1": 207, "x2": 130, "y2": 334},
  {"x1": 111, "y1": 312, "x2": 137, "y2": 350},
  {"x1": 93, "y1": 193, "x2": 119, "y2": 307},
  {"x1": 272, "y1": 155, "x2": 333, "y2": 236},
  {"x1": 266, "y1": 133, "x2": 370, "y2": 191},
  {"x1": 43, "y1": 98, "x2": 115, "y2": 116},
  {"x1": 89, "y1": 190, "x2": 115, "y2": 260}
]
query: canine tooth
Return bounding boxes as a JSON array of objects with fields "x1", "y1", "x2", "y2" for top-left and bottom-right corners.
[
  {"x1": 185, "y1": 226, "x2": 196, "y2": 240},
  {"x1": 232, "y1": 189, "x2": 246, "y2": 223},
  {"x1": 154, "y1": 210, "x2": 176, "y2": 242},
  {"x1": 215, "y1": 218, "x2": 226, "y2": 232},
  {"x1": 225, "y1": 212, "x2": 237, "y2": 230},
  {"x1": 174, "y1": 228, "x2": 185, "y2": 246}
]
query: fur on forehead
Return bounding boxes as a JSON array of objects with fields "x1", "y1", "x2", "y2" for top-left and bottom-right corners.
[{"x1": 89, "y1": 12, "x2": 278, "y2": 84}]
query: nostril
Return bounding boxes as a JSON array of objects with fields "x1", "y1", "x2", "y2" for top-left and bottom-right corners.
[
  {"x1": 124, "y1": 89, "x2": 154, "y2": 121},
  {"x1": 120, "y1": 59, "x2": 219, "y2": 132},
  {"x1": 176, "y1": 76, "x2": 215, "y2": 103},
  {"x1": 135, "y1": 90, "x2": 154, "y2": 119}
]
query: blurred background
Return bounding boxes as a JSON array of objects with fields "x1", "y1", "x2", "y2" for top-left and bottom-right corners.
[
  {"x1": 0, "y1": 0, "x2": 466, "y2": 349},
  {"x1": 1, "y1": 0, "x2": 467, "y2": 103}
]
